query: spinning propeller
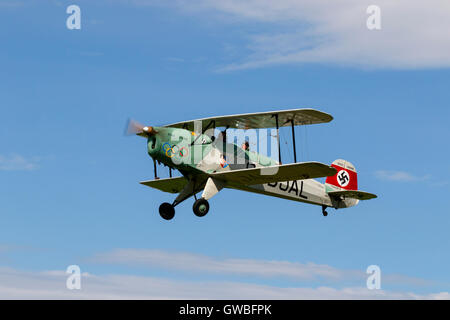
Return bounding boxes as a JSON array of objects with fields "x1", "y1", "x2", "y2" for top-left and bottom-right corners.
[{"x1": 124, "y1": 118, "x2": 157, "y2": 137}]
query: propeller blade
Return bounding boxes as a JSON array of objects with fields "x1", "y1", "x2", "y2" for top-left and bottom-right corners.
[
  {"x1": 124, "y1": 118, "x2": 145, "y2": 136},
  {"x1": 124, "y1": 118, "x2": 157, "y2": 136}
]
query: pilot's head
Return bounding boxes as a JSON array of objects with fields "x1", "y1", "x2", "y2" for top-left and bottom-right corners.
[{"x1": 242, "y1": 141, "x2": 249, "y2": 150}]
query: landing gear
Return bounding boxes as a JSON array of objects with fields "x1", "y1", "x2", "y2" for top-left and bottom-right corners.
[
  {"x1": 159, "y1": 202, "x2": 175, "y2": 220},
  {"x1": 193, "y1": 198, "x2": 210, "y2": 217},
  {"x1": 322, "y1": 205, "x2": 328, "y2": 217},
  {"x1": 158, "y1": 197, "x2": 210, "y2": 220}
]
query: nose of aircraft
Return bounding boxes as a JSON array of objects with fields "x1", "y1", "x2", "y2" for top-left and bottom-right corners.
[
  {"x1": 142, "y1": 125, "x2": 157, "y2": 135},
  {"x1": 124, "y1": 119, "x2": 158, "y2": 137}
]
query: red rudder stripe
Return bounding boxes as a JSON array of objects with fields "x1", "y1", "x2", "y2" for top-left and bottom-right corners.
[{"x1": 326, "y1": 164, "x2": 358, "y2": 190}]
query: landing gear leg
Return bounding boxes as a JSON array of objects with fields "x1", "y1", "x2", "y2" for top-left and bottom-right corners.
[
  {"x1": 159, "y1": 178, "x2": 197, "y2": 220},
  {"x1": 322, "y1": 205, "x2": 328, "y2": 217},
  {"x1": 193, "y1": 198, "x2": 210, "y2": 217}
]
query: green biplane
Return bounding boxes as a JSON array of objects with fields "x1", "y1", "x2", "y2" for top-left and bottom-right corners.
[{"x1": 126, "y1": 108, "x2": 376, "y2": 220}]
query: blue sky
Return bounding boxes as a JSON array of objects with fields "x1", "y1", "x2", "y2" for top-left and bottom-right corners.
[{"x1": 0, "y1": 0, "x2": 449, "y2": 298}]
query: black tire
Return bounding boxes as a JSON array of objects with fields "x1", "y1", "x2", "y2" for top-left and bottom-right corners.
[
  {"x1": 159, "y1": 202, "x2": 175, "y2": 220},
  {"x1": 193, "y1": 198, "x2": 210, "y2": 217},
  {"x1": 321, "y1": 205, "x2": 328, "y2": 217}
]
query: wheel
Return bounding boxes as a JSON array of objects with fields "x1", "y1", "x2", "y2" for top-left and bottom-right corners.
[
  {"x1": 193, "y1": 198, "x2": 210, "y2": 217},
  {"x1": 159, "y1": 202, "x2": 175, "y2": 220},
  {"x1": 322, "y1": 210, "x2": 328, "y2": 217}
]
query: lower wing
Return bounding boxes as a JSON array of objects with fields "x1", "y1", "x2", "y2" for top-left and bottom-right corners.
[
  {"x1": 140, "y1": 176, "x2": 189, "y2": 193},
  {"x1": 210, "y1": 162, "x2": 336, "y2": 187}
]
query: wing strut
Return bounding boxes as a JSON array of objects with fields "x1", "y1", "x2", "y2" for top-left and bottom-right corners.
[
  {"x1": 290, "y1": 119, "x2": 297, "y2": 163},
  {"x1": 273, "y1": 114, "x2": 282, "y2": 164},
  {"x1": 191, "y1": 120, "x2": 216, "y2": 145}
]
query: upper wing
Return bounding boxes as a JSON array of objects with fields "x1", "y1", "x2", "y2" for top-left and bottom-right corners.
[
  {"x1": 210, "y1": 162, "x2": 336, "y2": 187},
  {"x1": 140, "y1": 176, "x2": 188, "y2": 193},
  {"x1": 163, "y1": 108, "x2": 333, "y2": 130},
  {"x1": 328, "y1": 190, "x2": 377, "y2": 200}
]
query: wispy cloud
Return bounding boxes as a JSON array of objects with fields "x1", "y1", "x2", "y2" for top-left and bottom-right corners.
[
  {"x1": 375, "y1": 170, "x2": 430, "y2": 182},
  {"x1": 90, "y1": 248, "x2": 431, "y2": 288},
  {"x1": 129, "y1": 0, "x2": 450, "y2": 71},
  {"x1": 0, "y1": 154, "x2": 40, "y2": 171},
  {"x1": 164, "y1": 57, "x2": 185, "y2": 62},
  {"x1": 0, "y1": 1, "x2": 25, "y2": 8},
  {"x1": 0, "y1": 248, "x2": 444, "y2": 299},
  {"x1": 0, "y1": 266, "x2": 447, "y2": 299},
  {"x1": 91, "y1": 248, "x2": 352, "y2": 282}
]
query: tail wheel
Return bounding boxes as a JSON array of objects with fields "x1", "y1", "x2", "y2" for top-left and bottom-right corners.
[
  {"x1": 193, "y1": 198, "x2": 210, "y2": 217},
  {"x1": 322, "y1": 205, "x2": 328, "y2": 217},
  {"x1": 159, "y1": 202, "x2": 175, "y2": 220}
]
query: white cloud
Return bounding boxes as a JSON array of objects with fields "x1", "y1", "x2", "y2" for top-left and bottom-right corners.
[
  {"x1": 375, "y1": 170, "x2": 429, "y2": 182},
  {"x1": 0, "y1": 154, "x2": 40, "y2": 171},
  {"x1": 131, "y1": 0, "x2": 450, "y2": 70},
  {"x1": 0, "y1": 248, "x2": 446, "y2": 299},
  {"x1": 0, "y1": 1, "x2": 25, "y2": 8},
  {"x1": 0, "y1": 266, "x2": 447, "y2": 300},
  {"x1": 90, "y1": 249, "x2": 431, "y2": 288},
  {"x1": 91, "y1": 248, "x2": 359, "y2": 282}
]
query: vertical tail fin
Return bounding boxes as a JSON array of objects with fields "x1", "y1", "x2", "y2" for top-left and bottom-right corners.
[{"x1": 325, "y1": 159, "x2": 358, "y2": 191}]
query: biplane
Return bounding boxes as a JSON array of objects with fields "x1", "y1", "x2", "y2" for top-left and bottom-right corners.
[{"x1": 126, "y1": 108, "x2": 376, "y2": 220}]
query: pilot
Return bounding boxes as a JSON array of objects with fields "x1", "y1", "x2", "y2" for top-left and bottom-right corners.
[{"x1": 241, "y1": 141, "x2": 250, "y2": 151}]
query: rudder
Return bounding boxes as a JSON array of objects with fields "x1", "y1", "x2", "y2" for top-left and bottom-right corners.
[{"x1": 325, "y1": 159, "x2": 358, "y2": 191}]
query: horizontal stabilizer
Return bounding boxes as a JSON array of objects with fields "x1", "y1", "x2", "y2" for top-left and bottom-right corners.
[
  {"x1": 140, "y1": 176, "x2": 188, "y2": 193},
  {"x1": 210, "y1": 162, "x2": 336, "y2": 187},
  {"x1": 328, "y1": 190, "x2": 377, "y2": 200}
]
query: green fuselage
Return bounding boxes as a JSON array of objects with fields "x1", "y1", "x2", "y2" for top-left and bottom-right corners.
[{"x1": 146, "y1": 127, "x2": 277, "y2": 176}]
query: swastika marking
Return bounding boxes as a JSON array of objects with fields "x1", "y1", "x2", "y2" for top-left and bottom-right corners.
[{"x1": 337, "y1": 170, "x2": 350, "y2": 187}]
